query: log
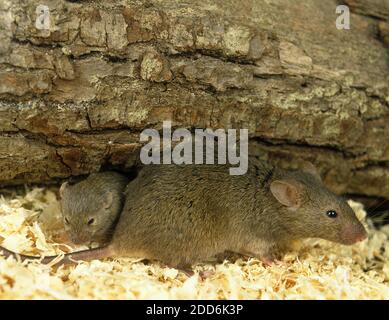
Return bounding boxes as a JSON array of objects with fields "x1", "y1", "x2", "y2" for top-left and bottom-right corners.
[{"x1": 0, "y1": 0, "x2": 388, "y2": 203}]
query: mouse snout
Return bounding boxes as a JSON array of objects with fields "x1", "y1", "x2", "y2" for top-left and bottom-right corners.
[
  {"x1": 341, "y1": 223, "x2": 367, "y2": 245},
  {"x1": 70, "y1": 233, "x2": 90, "y2": 245}
]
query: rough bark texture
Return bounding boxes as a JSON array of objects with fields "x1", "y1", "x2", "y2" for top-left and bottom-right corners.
[{"x1": 0, "y1": 0, "x2": 388, "y2": 202}]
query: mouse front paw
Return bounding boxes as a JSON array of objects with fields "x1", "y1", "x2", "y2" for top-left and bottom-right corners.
[
  {"x1": 259, "y1": 255, "x2": 276, "y2": 266},
  {"x1": 252, "y1": 249, "x2": 285, "y2": 267},
  {"x1": 259, "y1": 256, "x2": 286, "y2": 267}
]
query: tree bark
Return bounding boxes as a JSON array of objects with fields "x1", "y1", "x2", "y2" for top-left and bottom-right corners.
[{"x1": 0, "y1": 0, "x2": 388, "y2": 201}]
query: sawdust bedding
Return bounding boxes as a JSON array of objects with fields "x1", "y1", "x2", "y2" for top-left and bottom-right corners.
[{"x1": 0, "y1": 187, "x2": 388, "y2": 300}]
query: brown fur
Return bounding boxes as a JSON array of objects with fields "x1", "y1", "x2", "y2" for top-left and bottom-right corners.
[
  {"x1": 110, "y1": 161, "x2": 366, "y2": 267},
  {"x1": 60, "y1": 171, "x2": 128, "y2": 245},
  {"x1": 0, "y1": 161, "x2": 367, "y2": 268}
]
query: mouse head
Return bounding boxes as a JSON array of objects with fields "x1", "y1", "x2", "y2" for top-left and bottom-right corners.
[
  {"x1": 59, "y1": 180, "x2": 121, "y2": 246},
  {"x1": 270, "y1": 162, "x2": 367, "y2": 245}
]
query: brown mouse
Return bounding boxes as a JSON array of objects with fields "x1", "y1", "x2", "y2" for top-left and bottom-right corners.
[
  {"x1": 0, "y1": 172, "x2": 128, "y2": 264},
  {"x1": 0, "y1": 161, "x2": 367, "y2": 269},
  {"x1": 59, "y1": 171, "x2": 129, "y2": 246}
]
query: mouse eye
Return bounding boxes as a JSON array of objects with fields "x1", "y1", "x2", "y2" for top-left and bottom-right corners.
[
  {"x1": 64, "y1": 217, "x2": 70, "y2": 225},
  {"x1": 87, "y1": 218, "x2": 95, "y2": 226},
  {"x1": 326, "y1": 210, "x2": 338, "y2": 218}
]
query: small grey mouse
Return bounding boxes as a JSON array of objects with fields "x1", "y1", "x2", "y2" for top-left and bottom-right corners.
[
  {"x1": 0, "y1": 161, "x2": 367, "y2": 269},
  {"x1": 59, "y1": 171, "x2": 129, "y2": 246}
]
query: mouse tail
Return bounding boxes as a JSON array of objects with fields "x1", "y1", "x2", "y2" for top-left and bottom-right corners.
[
  {"x1": 0, "y1": 245, "x2": 42, "y2": 262},
  {"x1": 0, "y1": 245, "x2": 114, "y2": 266},
  {"x1": 42, "y1": 245, "x2": 114, "y2": 265}
]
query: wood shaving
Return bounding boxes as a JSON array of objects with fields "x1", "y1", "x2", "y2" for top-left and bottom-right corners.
[{"x1": 0, "y1": 188, "x2": 388, "y2": 299}]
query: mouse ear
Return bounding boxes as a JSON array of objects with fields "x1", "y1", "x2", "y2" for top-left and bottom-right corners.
[
  {"x1": 59, "y1": 182, "x2": 69, "y2": 198},
  {"x1": 301, "y1": 161, "x2": 322, "y2": 181},
  {"x1": 270, "y1": 180, "x2": 302, "y2": 210},
  {"x1": 103, "y1": 191, "x2": 114, "y2": 209}
]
